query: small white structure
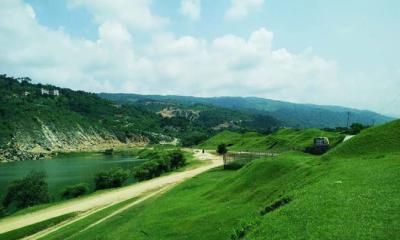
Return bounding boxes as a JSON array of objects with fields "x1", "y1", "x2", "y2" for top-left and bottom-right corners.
[
  {"x1": 52, "y1": 89, "x2": 60, "y2": 96},
  {"x1": 314, "y1": 137, "x2": 330, "y2": 147},
  {"x1": 41, "y1": 88, "x2": 60, "y2": 96},
  {"x1": 41, "y1": 88, "x2": 50, "y2": 95},
  {"x1": 24, "y1": 91, "x2": 30, "y2": 96}
]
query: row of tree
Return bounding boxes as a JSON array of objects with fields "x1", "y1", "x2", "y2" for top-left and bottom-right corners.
[{"x1": 133, "y1": 150, "x2": 186, "y2": 181}]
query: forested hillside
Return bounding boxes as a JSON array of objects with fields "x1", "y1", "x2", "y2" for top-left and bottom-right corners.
[
  {"x1": 100, "y1": 93, "x2": 392, "y2": 128},
  {"x1": 0, "y1": 75, "x2": 168, "y2": 161},
  {"x1": 0, "y1": 75, "x2": 281, "y2": 161}
]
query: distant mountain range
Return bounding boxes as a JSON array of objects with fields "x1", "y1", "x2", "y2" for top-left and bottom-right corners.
[{"x1": 99, "y1": 93, "x2": 393, "y2": 129}]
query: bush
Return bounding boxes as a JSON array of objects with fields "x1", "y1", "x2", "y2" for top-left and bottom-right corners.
[
  {"x1": 169, "y1": 150, "x2": 186, "y2": 169},
  {"x1": 217, "y1": 143, "x2": 228, "y2": 155},
  {"x1": 61, "y1": 183, "x2": 89, "y2": 199},
  {"x1": 104, "y1": 148, "x2": 114, "y2": 155},
  {"x1": 2, "y1": 171, "x2": 50, "y2": 209},
  {"x1": 94, "y1": 167, "x2": 130, "y2": 190},
  {"x1": 133, "y1": 150, "x2": 187, "y2": 181},
  {"x1": 348, "y1": 123, "x2": 368, "y2": 135}
]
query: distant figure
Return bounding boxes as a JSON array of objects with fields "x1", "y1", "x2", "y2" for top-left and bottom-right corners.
[{"x1": 202, "y1": 149, "x2": 205, "y2": 154}]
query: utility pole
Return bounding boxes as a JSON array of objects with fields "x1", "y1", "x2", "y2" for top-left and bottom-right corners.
[{"x1": 346, "y1": 111, "x2": 351, "y2": 128}]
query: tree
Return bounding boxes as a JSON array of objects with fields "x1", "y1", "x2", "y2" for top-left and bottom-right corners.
[
  {"x1": 94, "y1": 167, "x2": 130, "y2": 190},
  {"x1": 61, "y1": 183, "x2": 89, "y2": 199},
  {"x1": 169, "y1": 150, "x2": 186, "y2": 169},
  {"x1": 133, "y1": 150, "x2": 187, "y2": 181},
  {"x1": 2, "y1": 171, "x2": 50, "y2": 209},
  {"x1": 349, "y1": 123, "x2": 367, "y2": 135},
  {"x1": 217, "y1": 143, "x2": 228, "y2": 155}
]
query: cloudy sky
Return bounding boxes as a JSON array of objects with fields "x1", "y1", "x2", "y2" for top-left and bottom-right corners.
[{"x1": 0, "y1": 0, "x2": 399, "y2": 116}]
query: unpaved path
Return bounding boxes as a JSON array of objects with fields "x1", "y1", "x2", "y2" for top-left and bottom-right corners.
[
  {"x1": 0, "y1": 150, "x2": 222, "y2": 234},
  {"x1": 23, "y1": 185, "x2": 175, "y2": 240}
]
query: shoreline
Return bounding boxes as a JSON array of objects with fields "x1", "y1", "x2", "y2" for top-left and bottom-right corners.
[{"x1": 0, "y1": 142, "x2": 148, "y2": 163}]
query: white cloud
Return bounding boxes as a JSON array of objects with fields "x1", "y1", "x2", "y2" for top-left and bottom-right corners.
[
  {"x1": 1, "y1": 1, "x2": 398, "y2": 116},
  {"x1": 225, "y1": 0, "x2": 264, "y2": 20},
  {"x1": 180, "y1": 0, "x2": 201, "y2": 21},
  {"x1": 68, "y1": 0, "x2": 169, "y2": 30}
]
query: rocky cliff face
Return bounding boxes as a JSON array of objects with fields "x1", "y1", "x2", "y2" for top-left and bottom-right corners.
[{"x1": 0, "y1": 121, "x2": 149, "y2": 162}]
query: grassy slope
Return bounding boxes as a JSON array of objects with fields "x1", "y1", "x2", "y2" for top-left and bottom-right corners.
[
  {"x1": 42, "y1": 197, "x2": 141, "y2": 240},
  {"x1": 198, "y1": 128, "x2": 344, "y2": 152},
  {"x1": 42, "y1": 120, "x2": 400, "y2": 239},
  {"x1": 44, "y1": 152, "x2": 317, "y2": 240},
  {"x1": 247, "y1": 120, "x2": 400, "y2": 239},
  {"x1": 0, "y1": 213, "x2": 77, "y2": 240},
  {"x1": 326, "y1": 119, "x2": 400, "y2": 158}
]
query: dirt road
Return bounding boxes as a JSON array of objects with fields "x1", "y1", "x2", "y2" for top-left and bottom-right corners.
[{"x1": 0, "y1": 150, "x2": 222, "y2": 234}]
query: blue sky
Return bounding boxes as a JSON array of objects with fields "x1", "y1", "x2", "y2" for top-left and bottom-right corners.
[{"x1": 1, "y1": 0, "x2": 399, "y2": 116}]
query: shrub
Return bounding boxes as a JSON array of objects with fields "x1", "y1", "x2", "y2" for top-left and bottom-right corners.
[
  {"x1": 217, "y1": 143, "x2": 228, "y2": 155},
  {"x1": 169, "y1": 150, "x2": 186, "y2": 169},
  {"x1": 104, "y1": 148, "x2": 114, "y2": 155},
  {"x1": 94, "y1": 167, "x2": 130, "y2": 190},
  {"x1": 61, "y1": 183, "x2": 89, "y2": 199},
  {"x1": 2, "y1": 171, "x2": 50, "y2": 209},
  {"x1": 348, "y1": 123, "x2": 368, "y2": 135}
]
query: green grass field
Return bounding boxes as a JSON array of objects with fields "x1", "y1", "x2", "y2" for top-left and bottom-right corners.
[
  {"x1": 197, "y1": 128, "x2": 344, "y2": 152},
  {"x1": 40, "y1": 120, "x2": 399, "y2": 239}
]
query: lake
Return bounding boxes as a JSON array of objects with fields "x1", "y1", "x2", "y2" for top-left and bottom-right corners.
[{"x1": 0, "y1": 152, "x2": 145, "y2": 199}]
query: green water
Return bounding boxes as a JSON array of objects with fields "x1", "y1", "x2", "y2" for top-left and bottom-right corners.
[{"x1": 0, "y1": 152, "x2": 145, "y2": 199}]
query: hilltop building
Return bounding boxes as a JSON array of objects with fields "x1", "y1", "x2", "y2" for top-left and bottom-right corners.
[
  {"x1": 41, "y1": 88, "x2": 60, "y2": 96},
  {"x1": 52, "y1": 89, "x2": 60, "y2": 96},
  {"x1": 41, "y1": 88, "x2": 50, "y2": 95}
]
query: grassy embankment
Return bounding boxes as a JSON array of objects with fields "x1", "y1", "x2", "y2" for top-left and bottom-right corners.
[
  {"x1": 44, "y1": 120, "x2": 399, "y2": 239},
  {"x1": 197, "y1": 128, "x2": 344, "y2": 152},
  {"x1": 0, "y1": 213, "x2": 78, "y2": 240}
]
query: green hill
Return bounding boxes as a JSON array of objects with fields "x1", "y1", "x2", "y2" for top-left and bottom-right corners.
[
  {"x1": 0, "y1": 75, "x2": 166, "y2": 161},
  {"x1": 0, "y1": 75, "x2": 280, "y2": 161},
  {"x1": 198, "y1": 128, "x2": 344, "y2": 152},
  {"x1": 100, "y1": 93, "x2": 393, "y2": 128},
  {"x1": 50, "y1": 120, "x2": 400, "y2": 239},
  {"x1": 328, "y1": 119, "x2": 400, "y2": 158}
]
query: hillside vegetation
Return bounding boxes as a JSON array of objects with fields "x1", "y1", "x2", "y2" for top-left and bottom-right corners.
[
  {"x1": 0, "y1": 75, "x2": 285, "y2": 161},
  {"x1": 0, "y1": 75, "x2": 281, "y2": 161},
  {"x1": 100, "y1": 93, "x2": 392, "y2": 128},
  {"x1": 0, "y1": 75, "x2": 166, "y2": 161},
  {"x1": 198, "y1": 128, "x2": 344, "y2": 152},
  {"x1": 99, "y1": 94, "x2": 283, "y2": 146},
  {"x1": 48, "y1": 120, "x2": 400, "y2": 239}
]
